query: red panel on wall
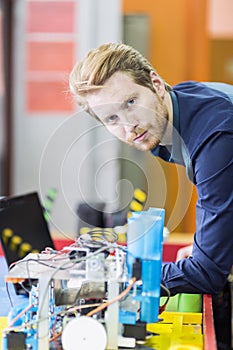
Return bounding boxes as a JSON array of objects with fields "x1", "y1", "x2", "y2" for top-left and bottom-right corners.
[
  {"x1": 26, "y1": 81, "x2": 74, "y2": 112},
  {"x1": 27, "y1": 1, "x2": 75, "y2": 33},
  {"x1": 27, "y1": 42, "x2": 74, "y2": 72}
]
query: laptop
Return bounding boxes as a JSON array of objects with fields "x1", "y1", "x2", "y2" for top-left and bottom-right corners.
[{"x1": 0, "y1": 192, "x2": 55, "y2": 294}]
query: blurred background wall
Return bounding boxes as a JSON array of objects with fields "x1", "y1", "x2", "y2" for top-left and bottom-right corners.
[{"x1": 0, "y1": 0, "x2": 232, "y2": 238}]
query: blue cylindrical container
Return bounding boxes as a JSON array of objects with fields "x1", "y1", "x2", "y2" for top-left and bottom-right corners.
[
  {"x1": 140, "y1": 259, "x2": 162, "y2": 323},
  {"x1": 126, "y1": 208, "x2": 164, "y2": 323}
]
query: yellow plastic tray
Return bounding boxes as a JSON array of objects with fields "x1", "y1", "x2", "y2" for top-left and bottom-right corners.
[{"x1": 145, "y1": 311, "x2": 203, "y2": 350}]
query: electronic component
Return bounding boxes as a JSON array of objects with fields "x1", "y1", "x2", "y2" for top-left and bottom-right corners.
[
  {"x1": 2, "y1": 207, "x2": 166, "y2": 350},
  {"x1": 6, "y1": 331, "x2": 26, "y2": 350},
  {"x1": 123, "y1": 321, "x2": 147, "y2": 341}
]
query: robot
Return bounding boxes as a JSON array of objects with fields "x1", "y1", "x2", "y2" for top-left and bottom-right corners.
[{"x1": 2, "y1": 208, "x2": 166, "y2": 350}]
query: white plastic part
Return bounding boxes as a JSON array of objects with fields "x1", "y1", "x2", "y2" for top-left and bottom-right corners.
[
  {"x1": 61, "y1": 316, "x2": 107, "y2": 350},
  {"x1": 118, "y1": 335, "x2": 136, "y2": 348}
]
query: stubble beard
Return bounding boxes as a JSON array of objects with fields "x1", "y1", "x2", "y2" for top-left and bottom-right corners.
[{"x1": 127, "y1": 100, "x2": 169, "y2": 152}]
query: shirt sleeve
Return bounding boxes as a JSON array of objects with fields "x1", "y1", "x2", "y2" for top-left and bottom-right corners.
[{"x1": 161, "y1": 131, "x2": 233, "y2": 295}]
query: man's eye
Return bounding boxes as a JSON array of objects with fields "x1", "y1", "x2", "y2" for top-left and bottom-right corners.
[
  {"x1": 106, "y1": 115, "x2": 118, "y2": 124},
  {"x1": 127, "y1": 98, "x2": 135, "y2": 107}
]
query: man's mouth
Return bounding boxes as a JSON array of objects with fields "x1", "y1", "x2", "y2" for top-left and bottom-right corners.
[{"x1": 133, "y1": 130, "x2": 148, "y2": 143}]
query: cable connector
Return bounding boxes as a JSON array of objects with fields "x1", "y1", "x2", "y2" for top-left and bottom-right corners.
[{"x1": 132, "y1": 258, "x2": 142, "y2": 281}]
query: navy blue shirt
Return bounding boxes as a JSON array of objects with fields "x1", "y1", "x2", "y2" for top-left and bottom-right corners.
[{"x1": 151, "y1": 81, "x2": 233, "y2": 295}]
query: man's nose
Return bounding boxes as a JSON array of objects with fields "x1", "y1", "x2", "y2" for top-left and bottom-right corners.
[
  {"x1": 118, "y1": 111, "x2": 138, "y2": 133},
  {"x1": 123, "y1": 121, "x2": 138, "y2": 133}
]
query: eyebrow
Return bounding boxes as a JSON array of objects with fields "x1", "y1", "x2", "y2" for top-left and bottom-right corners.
[{"x1": 96, "y1": 92, "x2": 138, "y2": 121}]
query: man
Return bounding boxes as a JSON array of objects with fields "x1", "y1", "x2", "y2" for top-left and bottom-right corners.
[{"x1": 70, "y1": 43, "x2": 233, "y2": 349}]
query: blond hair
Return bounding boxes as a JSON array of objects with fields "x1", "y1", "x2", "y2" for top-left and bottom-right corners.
[{"x1": 69, "y1": 42, "x2": 171, "y2": 114}]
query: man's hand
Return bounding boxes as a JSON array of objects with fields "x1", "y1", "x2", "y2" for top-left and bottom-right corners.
[{"x1": 176, "y1": 244, "x2": 193, "y2": 262}]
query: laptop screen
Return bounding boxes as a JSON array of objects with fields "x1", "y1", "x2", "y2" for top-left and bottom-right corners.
[{"x1": 0, "y1": 192, "x2": 55, "y2": 294}]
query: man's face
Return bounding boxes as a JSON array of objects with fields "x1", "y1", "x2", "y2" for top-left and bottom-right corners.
[{"x1": 86, "y1": 72, "x2": 169, "y2": 151}]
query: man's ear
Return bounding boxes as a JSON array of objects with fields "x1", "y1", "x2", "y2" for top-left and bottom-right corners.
[{"x1": 150, "y1": 71, "x2": 166, "y2": 98}]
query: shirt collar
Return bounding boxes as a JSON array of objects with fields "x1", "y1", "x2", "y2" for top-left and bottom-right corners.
[{"x1": 151, "y1": 90, "x2": 181, "y2": 164}]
